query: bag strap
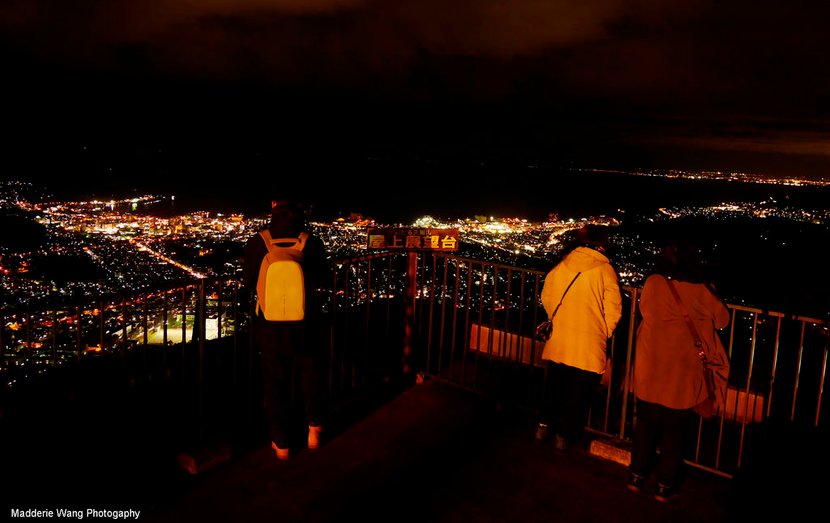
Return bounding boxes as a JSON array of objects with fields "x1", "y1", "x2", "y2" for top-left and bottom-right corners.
[
  {"x1": 548, "y1": 272, "x2": 581, "y2": 320},
  {"x1": 260, "y1": 230, "x2": 308, "y2": 252},
  {"x1": 665, "y1": 277, "x2": 708, "y2": 366}
]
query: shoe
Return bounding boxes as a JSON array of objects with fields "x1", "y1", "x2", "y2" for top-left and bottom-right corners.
[
  {"x1": 308, "y1": 425, "x2": 322, "y2": 450},
  {"x1": 271, "y1": 441, "x2": 290, "y2": 461},
  {"x1": 534, "y1": 423, "x2": 549, "y2": 442},
  {"x1": 654, "y1": 483, "x2": 674, "y2": 503},
  {"x1": 553, "y1": 434, "x2": 569, "y2": 451},
  {"x1": 627, "y1": 472, "x2": 646, "y2": 493}
]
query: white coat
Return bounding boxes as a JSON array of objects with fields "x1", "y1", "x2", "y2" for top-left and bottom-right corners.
[{"x1": 540, "y1": 247, "x2": 623, "y2": 374}]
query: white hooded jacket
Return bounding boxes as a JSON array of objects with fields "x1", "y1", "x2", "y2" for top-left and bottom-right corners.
[{"x1": 540, "y1": 246, "x2": 623, "y2": 373}]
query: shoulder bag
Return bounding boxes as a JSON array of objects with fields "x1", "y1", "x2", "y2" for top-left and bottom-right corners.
[
  {"x1": 534, "y1": 272, "x2": 581, "y2": 342},
  {"x1": 665, "y1": 277, "x2": 719, "y2": 418}
]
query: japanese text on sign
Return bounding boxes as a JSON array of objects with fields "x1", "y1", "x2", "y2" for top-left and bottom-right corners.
[{"x1": 367, "y1": 227, "x2": 459, "y2": 252}]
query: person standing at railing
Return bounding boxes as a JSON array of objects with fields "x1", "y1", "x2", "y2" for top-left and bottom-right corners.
[
  {"x1": 536, "y1": 224, "x2": 623, "y2": 451},
  {"x1": 627, "y1": 233, "x2": 730, "y2": 502},
  {"x1": 242, "y1": 198, "x2": 332, "y2": 461}
]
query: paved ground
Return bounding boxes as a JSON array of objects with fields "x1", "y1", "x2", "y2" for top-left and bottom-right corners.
[
  {"x1": 7, "y1": 376, "x2": 826, "y2": 522},
  {"x1": 140, "y1": 380, "x2": 740, "y2": 523}
]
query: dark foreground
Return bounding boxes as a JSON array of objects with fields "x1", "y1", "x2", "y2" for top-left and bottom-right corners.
[
  {"x1": 144, "y1": 381, "x2": 738, "y2": 523},
  {"x1": 7, "y1": 377, "x2": 828, "y2": 522}
]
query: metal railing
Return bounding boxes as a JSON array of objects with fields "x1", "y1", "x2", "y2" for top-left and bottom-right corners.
[
  {"x1": 2, "y1": 251, "x2": 828, "y2": 479},
  {"x1": 0, "y1": 253, "x2": 411, "y2": 450},
  {"x1": 413, "y1": 253, "x2": 830, "y2": 479}
]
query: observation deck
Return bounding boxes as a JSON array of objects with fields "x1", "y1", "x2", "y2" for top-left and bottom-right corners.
[{"x1": 2, "y1": 252, "x2": 828, "y2": 521}]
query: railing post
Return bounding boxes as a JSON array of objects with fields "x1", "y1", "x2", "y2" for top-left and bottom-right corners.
[
  {"x1": 1, "y1": 310, "x2": 5, "y2": 371},
  {"x1": 217, "y1": 279, "x2": 223, "y2": 340},
  {"x1": 198, "y1": 279, "x2": 206, "y2": 442},
  {"x1": 76, "y1": 306, "x2": 82, "y2": 362},
  {"x1": 403, "y1": 252, "x2": 418, "y2": 380},
  {"x1": 620, "y1": 287, "x2": 639, "y2": 440},
  {"x1": 25, "y1": 310, "x2": 32, "y2": 362},
  {"x1": 162, "y1": 290, "x2": 169, "y2": 378},
  {"x1": 181, "y1": 287, "x2": 187, "y2": 345},
  {"x1": 51, "y1": 306, "x2": 57, "y2": 366},
  {"x1": 121, "y1": 295, "x2": 127, "y2": 352},
  {"x1": 142, "y1": 296, "x2": 149, "y2": 347},
  {"x1": 99, "y1": 298, "x2": 105, "y2": 352}
]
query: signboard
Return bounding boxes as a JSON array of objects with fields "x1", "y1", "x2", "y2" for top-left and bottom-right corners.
[{"x1": 367, "y1": 227, "x2": 459, "y2": 252}]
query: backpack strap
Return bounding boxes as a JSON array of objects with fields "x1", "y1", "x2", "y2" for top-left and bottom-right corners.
[
  {"x1": 259, "y1": 230, "x2": 308, "y2": 252},
  {"x1": 259, "y1": 230, "x2": 272, "y2": 250},
  {"x1": 296, "y1": 231, "x2": 308, "y2": 251}
]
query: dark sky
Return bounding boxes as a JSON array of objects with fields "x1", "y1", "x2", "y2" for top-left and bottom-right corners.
[{"x1": 2, "y1": 0, "x2": 830, "y2": 191}]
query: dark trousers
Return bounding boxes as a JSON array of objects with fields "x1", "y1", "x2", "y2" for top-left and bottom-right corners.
[
  {"x1": 629, "y1": 399, "x2": 694, "y2": 488},
  {"x1": 256, "y1": 320, "x2": 326, "y2": 449},
  {"x1": 541, "y1": 362, "x2": 601, "y2": 443}
]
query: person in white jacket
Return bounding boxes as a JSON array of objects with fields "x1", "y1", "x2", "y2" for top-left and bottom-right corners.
[{"x1": 536, "y1": 225, "x2": 623, "y2": 450}]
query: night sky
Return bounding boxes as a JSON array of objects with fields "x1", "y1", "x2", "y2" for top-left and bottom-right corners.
[{"x1": 2, "y1": 0, "x2": 830, "y2": 198}]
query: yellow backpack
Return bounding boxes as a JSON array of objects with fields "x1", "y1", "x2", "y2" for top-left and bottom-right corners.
[{"x1": 255, "y1": 230, "x2": 308, "y2": 321}]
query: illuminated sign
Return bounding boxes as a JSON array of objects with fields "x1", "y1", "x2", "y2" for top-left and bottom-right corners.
[{"x1": 367, "y1": 227, "x2": 459, "y2": 252}]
